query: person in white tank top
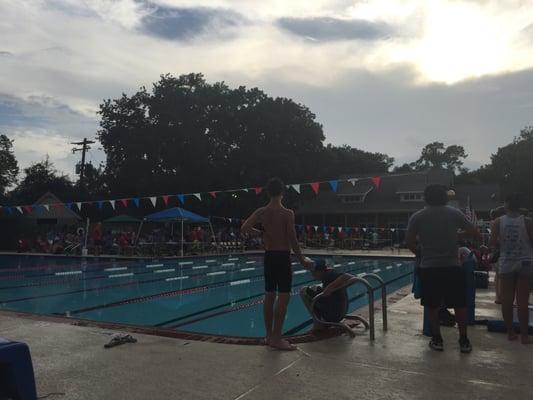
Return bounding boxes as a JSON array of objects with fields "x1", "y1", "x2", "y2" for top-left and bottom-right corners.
[{"x1": 490, "y1": 194, "x2": 533, "y2": 344}]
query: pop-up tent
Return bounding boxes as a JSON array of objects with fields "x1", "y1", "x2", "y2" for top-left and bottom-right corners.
[{"x1": 141, "y1": 207, "x2": 213, "y2": 256}]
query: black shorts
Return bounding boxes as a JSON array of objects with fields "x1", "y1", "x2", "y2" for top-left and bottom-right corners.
[
  {"x1": 264, "y1": 251, "x2": 292, "y2": 293},
  {"x1": 418, "y1": 267, "x2": 466, "y2": 308}
]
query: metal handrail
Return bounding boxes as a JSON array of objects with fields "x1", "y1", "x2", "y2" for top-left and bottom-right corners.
[
  {"x1": 358, "y1": 273, "x2": 388, "y2": 332},
  {"x1": 309, "y1": 276, "x2": 376, "y2": 340}
]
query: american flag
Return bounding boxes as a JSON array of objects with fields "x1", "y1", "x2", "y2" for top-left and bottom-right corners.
[{"x1": 465, "y1": 195, "x2": 478, "y2": 226}]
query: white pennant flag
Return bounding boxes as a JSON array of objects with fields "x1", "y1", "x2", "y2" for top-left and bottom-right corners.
[
  {"x1": 362, "y1": 228, "x2": 367, "y2": 232},
  {"x1": 109, "y1": 200, "x2": 115, "y2": 209},
  {"x1": 16, "y1": 206, "x2": 23, "y2": 214},
  {"x1": 43, "y1": 204, "x2": 50, "y2": 212},
  {"x1": 193, "y1": 193, "x2": 202, "y2": 201},
  {"x1": 149, "y1": 197, "x2": 157, "y2": 207},
  {"x1": 338, "y1": 227, "x2": 343, "y2": 232},
  {"x1": 291, "y1": 184, "x2": 300, "y2": 194},
  {"x1": 348, "y1": 178, "x2": 358, "y2": 186},
  {"x1": 314, "y1": 225, "x2": 318, "y2": 231},
  {"x1": 76, "y1": 202, "x2": 82, "y2": 210}
]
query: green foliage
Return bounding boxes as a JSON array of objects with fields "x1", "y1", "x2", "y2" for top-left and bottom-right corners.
[
  {"x1": 459, "y1": 127, "x2": 533, "y2": 206},
  {"x1": 98, "y1": 73, "x2": 392, "y2": 197},
  {"x1": 0, "y1": 134, "x2": 19, "y2": 195},
  {"x1": 9, "y1": 156, "x2": 75, "y2": 203},
  {"x1": 412, "y1": 142, "x2": 468, "y2": 173}
]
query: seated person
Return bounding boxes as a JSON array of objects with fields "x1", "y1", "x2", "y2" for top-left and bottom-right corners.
[{"x1": 300, "y1": 259, "x2": 353, "y2": 329}]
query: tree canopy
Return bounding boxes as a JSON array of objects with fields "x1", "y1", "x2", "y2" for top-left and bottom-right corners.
[
  {"x1": 395, "y1": 141, "x2": 467, "y2": 174},
  {"x1": 0, "y1": 134, "x2": 19, "y2": 196},
  {"x1": 98, "y1": 73, "x2": 393, "y2": 197}
]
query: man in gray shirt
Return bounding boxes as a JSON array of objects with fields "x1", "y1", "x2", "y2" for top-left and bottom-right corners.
[{"x1": 406, "y1": 184, "x2": 480, "y2": 353}]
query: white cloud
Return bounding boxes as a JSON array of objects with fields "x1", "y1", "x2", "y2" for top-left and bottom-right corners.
[{"x1": 1, "y1": 0, "x2": 533, "y2": 174}]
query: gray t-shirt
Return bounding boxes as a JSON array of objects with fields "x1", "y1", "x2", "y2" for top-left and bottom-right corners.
[{"x1": 407, "y1": 205, "x2": 470, "y2": 268}]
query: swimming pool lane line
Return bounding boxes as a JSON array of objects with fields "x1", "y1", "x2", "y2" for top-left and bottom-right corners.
[
  {"x1": 0, "y1": 256, "x2": 267, "y2": 291},
  {"x1": 155, "y1": 263, "x2": 402, "y2": 328},
  {"x1": 0, "y1": 260, "x2": 381, "y2": 306}
]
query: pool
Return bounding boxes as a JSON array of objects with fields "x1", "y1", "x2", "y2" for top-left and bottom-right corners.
[{"x1": 0, "y1": 254, "x2": 414, "y2": 338}]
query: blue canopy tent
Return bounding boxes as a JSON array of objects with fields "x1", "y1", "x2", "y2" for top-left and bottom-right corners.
[{"x1": 140, "y1": 207, "x2": 214, "y2": 256}]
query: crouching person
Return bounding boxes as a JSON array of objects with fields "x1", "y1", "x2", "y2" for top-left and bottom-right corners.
[{"x1": 300, "y1": 259, "x2": 352, "y2": 331}]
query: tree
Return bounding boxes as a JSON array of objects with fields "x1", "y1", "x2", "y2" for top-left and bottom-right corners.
[
  {"x1": 412, "y1": 142, "x2": 467, "y2": 173},
  {"x1": 9, "y1": 156, "x2": 75, "y2": 204},
  {"x1": 459, "y1": 127, "x2": 533, "y2": 207},
  {"x1": 0, "y1": 134, "x2": 19, "y2": 196},
  {"x1": 98, "y1": 73, "x2": 392, "y2": 198}
]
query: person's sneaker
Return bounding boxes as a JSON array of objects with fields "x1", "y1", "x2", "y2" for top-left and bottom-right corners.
[
  {"x1": 429, "y1": 336, "x2": 444, "y2": 351},
  {"x1": 459, "y1": 337, "x2": 472, "y2": 354}
]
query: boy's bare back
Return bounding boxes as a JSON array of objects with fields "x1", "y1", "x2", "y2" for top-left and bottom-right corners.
[{"x1": 255, "y1": 204, "x2": 293, "y2": 251}]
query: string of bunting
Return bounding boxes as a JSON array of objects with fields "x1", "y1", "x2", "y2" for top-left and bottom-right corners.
[
  {"x1": 0, "y1": 174, "x2": 390, "y2": 216},
  {"x1": 211, "y1": 215, "x2": 403, "y2": 234}
]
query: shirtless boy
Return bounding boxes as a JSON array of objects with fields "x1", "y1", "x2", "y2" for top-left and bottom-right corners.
[{"x1": 241, "y1": 178, "x2": 312, "y2": 350}]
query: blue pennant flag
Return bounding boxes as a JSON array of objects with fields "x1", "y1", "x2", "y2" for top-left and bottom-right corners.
[
  {"x1": 132, "y1": 198, "x2": 140, "y2": 208},
  {"x1": 97, "y1": 201, "x2": 104, "y2": 209},
  {"x1": 322, "y1": 225, "x2": 328, "y2": 233},
  {"x1": 65, "y1": 203, "x2": 73, "y2": 210},
  {"x1": 345, "y1": 227, "x2": 351, "y2": 234},
  {"x1": 328, "y1": 180, "x2": 338, "y2": 192},
  {"x1": 5, "y1": 207, "x2": 12, "y2": 215},
  {"x1": 177, "y1": 194, "x2": 185, "y2": 204}
]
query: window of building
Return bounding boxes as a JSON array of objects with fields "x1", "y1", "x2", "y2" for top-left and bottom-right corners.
[
  {"x1": 400, "y1": 192, "x2": 423, "y2": 202},
  {"x1": 342, "y1": 195, "x2": 364, "y2": 204}
]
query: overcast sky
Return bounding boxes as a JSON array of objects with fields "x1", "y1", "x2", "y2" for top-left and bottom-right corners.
[{"x1": 1, "y1": 0, "x2": 533, "y2": 176}]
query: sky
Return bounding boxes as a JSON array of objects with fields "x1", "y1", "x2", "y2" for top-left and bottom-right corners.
[{"x1": 1, "y1": 0, "x2": 533, "y2": 176}]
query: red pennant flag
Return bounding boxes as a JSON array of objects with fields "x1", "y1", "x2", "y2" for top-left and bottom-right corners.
[
  {"x1": 53, "y1": 203, "x2": 63, "y2": 210},
  {"x1": 209, "y1": 192, "x2": 217, "y2": 199},
  {"x1": 310, "y1": 182, "x2": 320, "y2": 195},
  {"x1": 254, "y1": 187, "x2": 263, "y2": 195},
  {"x1": 306, "y1": 225, "x2": 311, "y2": 232},
  {"x1": 371, "y1": 176, "x2": 381, "y2": 189},
  {"x1": 330, "y1": 226, "x2": 335, "y2": 233},
  {"x1": 119, "y1": 199, "x2": 128, "y2": 208},
  {"x1": 23, "y1": 205, "x2": 33, "y2": 214},
  {"x1": 162, "y1": 195, "x2": 169, "y2": 206}
]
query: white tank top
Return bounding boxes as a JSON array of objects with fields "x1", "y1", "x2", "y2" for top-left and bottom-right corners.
[{"x1": 499, "y1": 215, "x2": 533, "y2": 264}]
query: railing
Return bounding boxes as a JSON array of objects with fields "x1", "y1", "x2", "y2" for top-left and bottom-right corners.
[{"x1": 308, "y1": 273, "x2": 389, "y2": 341}]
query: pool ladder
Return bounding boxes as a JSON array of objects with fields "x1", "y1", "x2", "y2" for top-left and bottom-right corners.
[{"x1": 309, "y1": 273, "x2": 388, "y2": 341}]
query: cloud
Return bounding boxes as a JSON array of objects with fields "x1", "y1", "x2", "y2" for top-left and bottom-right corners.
[
  {"x1": 140, "y1": 4, "x2": 246, "y2": 40},
  {"x1": 0, "y1": 94, "x2": 101, "y2": 174},
  {"x1": 276, "y1": 17, "x2": 394, "y2": 41}
]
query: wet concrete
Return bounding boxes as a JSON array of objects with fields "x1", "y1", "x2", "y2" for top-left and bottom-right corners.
[{"x1": 0, "y1": 281, "x2": 531, "y2": 399}]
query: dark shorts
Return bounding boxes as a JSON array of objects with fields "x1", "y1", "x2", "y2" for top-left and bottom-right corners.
[
  {"x1": 264, "y1": 251, "x2": 292, "y2": 293},
  {"x1": 305, "y1": 286, "x2": 345, "y2": 323},
  {"x1": 418, "y1": 267, "x2": 466, "y2": 308}
]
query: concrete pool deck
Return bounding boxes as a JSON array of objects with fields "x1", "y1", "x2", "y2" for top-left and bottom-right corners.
[{"x1": 1, "y1": 282, "x2": 532, "y2": 399}]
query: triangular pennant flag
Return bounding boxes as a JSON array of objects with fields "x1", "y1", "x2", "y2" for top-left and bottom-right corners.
[
  {"x1": 328, "y1": 180, "x2": 338, "y2": 193},
  {"x1": 338, "y1": 227, "x2": 343, "y2": 232},
  {"x1": 76, "y1": 202, "x2": 82, "y2": 210},
  {"x1": 291, "y1": 184, "x2": 300, "y2": 194},
  {"x1": 348, "y1": 178, "x2": 358, "y2": 186},
  {"x1": 310, "y1": 182, "x2": 320, "y2": 195},
  {"x1": 97, "y1": 201, "x2": 104, "y2": 209},
  {"x1": 5, "y1": 207, "x2": 12, "y2": 214},
  {"x1": 132, "y1": 198, "x2": 140, "y2": 208},
  {"x1": 314, "y1": 225, "x2": 319, "y2": 231},
  {"x1": 209, "y1": 192, "x2": 217, "y2": 199},
  {"x1": 16, "y1": 206, "x2": 23, "y2": 214},
  {"x1": 162, "y1": 195, "x2": 169, "y2": 206},
  {"x1": 43, "y1": 204, "x2": 50, "y2": 212},
  {"x1": 228, "y1": 218, "x2": 233, "y2": 223},
  {"x1": 362, "y1": 227, "x2": 367, "y2": 232},
  {"x1": 109, "y1": 200, "x2": 115, "y2": 210},
  {"x1": 345, "y1": 227, "x2": 351, "y2": 234},
  {"x1": 330, "y1": 226, "x2": 336, "y2": 233},
  {"x1": 177, "y1": 194, "x2": 185, "y2": 204},
  {"x1": 65, "y1": 203, "x2": 73, "y2": 210},
  {"x1": 193, "y1": 193, "x2": 201, "y2": 201},
  {"x1": 149, "y1": 197, "x2": 157, "y2": 207},
  {"x1": 119, "y1": 199, "x2": 128, "y2": 208},
  {"x1": 391, "y1": 228, "x2": 396, "y2": 232},
  {"x1": 53, "y1": 203, "x2": 62, "y2": 210},
  {"x1": 254, "y1": 187, "x2": 263, "y2": 195},
  {"x1": 322, "y1": 226, "x2": 327, "y2": 233},
  {"x1": 371, "y1": 176, "x2": 381, "y2": 189},
  {"x1": 23, "y1": 205, "x2": 33, "y2": 214}
]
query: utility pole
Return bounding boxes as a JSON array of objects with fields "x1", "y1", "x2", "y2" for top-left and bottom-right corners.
[{"x1": 72, "y1": 138, "x2": 95, "y2": 189}]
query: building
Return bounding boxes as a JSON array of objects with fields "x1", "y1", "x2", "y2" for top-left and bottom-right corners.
[{"x1": 295, "y1": 169, "x2": 500, "y2": 236}]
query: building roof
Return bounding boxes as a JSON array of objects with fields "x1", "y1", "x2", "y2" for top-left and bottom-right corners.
[
  {"x1": 297, "y1": 169, "x2": 500, "y2": 216},
  {"x1": 24, "y1": 192, "x2": 81, "y2": 221}
]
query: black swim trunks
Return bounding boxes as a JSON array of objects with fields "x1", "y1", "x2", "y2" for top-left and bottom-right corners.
[{"x1": 264, "y1": 250, "x2": 292, "y2": 293}]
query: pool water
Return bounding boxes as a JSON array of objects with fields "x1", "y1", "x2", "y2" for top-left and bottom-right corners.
[{"x1": 0, "y1": 254, "x2": 414, "y2": 337}]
